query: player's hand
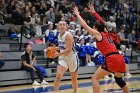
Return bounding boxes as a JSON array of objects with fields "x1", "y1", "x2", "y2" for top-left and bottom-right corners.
[
  {"x1": 32, "y1": 67, "x2": 36, "y2": 71},
  {"x1": 52, "y1": 52, "x2": 60, "y2": 58},
  {"x1": 87, "y1": 3, "x2": 95, "y2": 13},
  {"x1": 73, "y1": 6, "x2": 80, "y2": 16}
]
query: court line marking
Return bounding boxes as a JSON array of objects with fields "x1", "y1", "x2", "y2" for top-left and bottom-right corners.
[{"x1": 1, "y1": 76, "x2": 140, "y2": 93}]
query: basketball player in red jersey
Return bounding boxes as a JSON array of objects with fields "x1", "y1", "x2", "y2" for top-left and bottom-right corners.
[
  {"x1": 87, "y1": 3, "x2": 121, "y2": 49},
  {"x1": 73, "y1": 4, "x2": 129, "y2": 93}
]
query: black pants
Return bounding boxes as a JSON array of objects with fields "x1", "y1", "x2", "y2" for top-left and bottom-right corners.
[
  {"x1": 22, "y1": 66, "x2": 43, "y2": 83},
  {"x1": 79, "y1": 56, "x2": 86, "y2": 66}
]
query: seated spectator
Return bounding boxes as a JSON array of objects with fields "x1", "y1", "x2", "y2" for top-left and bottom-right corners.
[
  {"x1": 16, "y1": 0, "x2": 25, "y2": 9},
  {"x1": 79, "y1": 29, "x2": 89, "y2": 44},
  {"x1": 21, "y1": 43, "x2": 49, "y2": 86},
  {"x1": 45, "y1": 22, "x2": 58, "y2": 44},
  {"x1": 23, "y1": 5, "x2": 30, "y2": 14},
  {"x1": 68, "y1": 22, "x2": 77, "y2": 36},
  {"x1": 106, "y1": 16, "x2": 116, "y2": 32},
  {"x1": 130, "y1": 13, "x2": 137, "y2": 30},
  {"x1": 76, "y1": 38, "x2": 87, "y2": 66},
  {"x1": 86, "y1": 37, "x2": 97, "y2": 66},
  {"x1": 52, "y1": 25, "x2": 59, "y2": 45},
  {"x1": 21, "y1": 11, "x2": 36, "y2": 37},
  {"x1": 128, "y1": 30, "x2": 138, "y2": 49},
  {"x1": 58, "y1": 2, "x2": 68, "y2": 14},
  {"x1": 38, "y1": 2, "x2": 47, "y2": 15},
  {"x1": 118, "y1": 26, "x2": 129, "y2": 48},
  {"x1": 45, "y1": 7, "x2": 55, "y2": 23},
  {"x1": 0, "y1": 0, "x2": 6, "y2": 13},
  {"x1": 35, "y1": 17, "x2": 42, "y2": 37},
  {"x1": 55, "y1": 10, "x2": 64, "y2": 23},
  {"x1": 74, "y1": 29, "x2": 82, "y2": 42},
  {"x1": 0, "y1": 52, "x2": 5, "y2": 69},
  {"x1": 11, "y1": 6, "x2": 23, "y2": 25},
  {"x1": 100, "y1": 1, "x2": 110, "y2": 18},
  {"x1": 6, "y1": 0, "x2": 16, "y2": 17}
]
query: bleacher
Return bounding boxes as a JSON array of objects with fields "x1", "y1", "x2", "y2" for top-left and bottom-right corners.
[{"x1": 0, "y1": 23, "x2": 140, "y2": 86}]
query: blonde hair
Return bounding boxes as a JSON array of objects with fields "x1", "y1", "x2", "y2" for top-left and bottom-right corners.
[{"x1": 120, "y1": 45, "x2": 126, "y2": 50}]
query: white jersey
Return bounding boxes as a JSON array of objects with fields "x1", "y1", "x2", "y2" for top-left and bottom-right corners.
[
  {"x1": 58, "y1": 31, "x2": 79, "y2": 72},
  {"x1": 58, "y1": 31, "x2": 76, "y2": 54}
]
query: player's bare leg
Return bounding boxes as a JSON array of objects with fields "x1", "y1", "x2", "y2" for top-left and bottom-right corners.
[
  {"x1": 54, "y1": 65, "x2": 67, "y2": 92},
  {"x1": 70, "y1": 71, "x2": 78, "y2": 93},
  {"x1": 92, "y1": 66, "x2": 110, "y2": 93}
]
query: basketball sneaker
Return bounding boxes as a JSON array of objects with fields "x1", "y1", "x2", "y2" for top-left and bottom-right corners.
[
  {"x1": 41, "y1": 80, "x2": 49, "y2": 85},
  {"x1": 32, "y1": 81, "x2": 40, "y2": 86},
  {"x1": 126, "y1": 73, "x2": 132, "y2": 78}
]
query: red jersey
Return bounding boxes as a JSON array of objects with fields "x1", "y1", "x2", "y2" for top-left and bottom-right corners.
[
  {"x1": 93, "y1": 12, "x2": 126, "y2": 73},
  {"x1": 110, "y1": 32, "x2": 120, "y2": 44},
  {"x1": 96, "y1": 32, "x2": 118, "y2": 56}
]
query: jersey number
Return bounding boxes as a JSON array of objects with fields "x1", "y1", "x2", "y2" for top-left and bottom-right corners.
[
  {"x1": 107, "y1": 36, "x2": 113, "y2": 43},
  {"x1": 59, "y1": 46, "x2": 65, "y2": 50}
]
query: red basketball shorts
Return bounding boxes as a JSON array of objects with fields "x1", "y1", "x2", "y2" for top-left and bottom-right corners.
[{"x1": 101, "y1": 54, "x2": 126, "y2": 73}]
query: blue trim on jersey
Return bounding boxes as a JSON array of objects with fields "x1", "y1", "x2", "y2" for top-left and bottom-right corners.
[
  {"x1": 75, "y1": 54, "x2": 79, "y2": 72},
  {"x1": 72, "y1": 47, "x2": 75, "y2": 53},
  {"x1": 72, "y1": 43, "x2": 77, "y2": 53}
]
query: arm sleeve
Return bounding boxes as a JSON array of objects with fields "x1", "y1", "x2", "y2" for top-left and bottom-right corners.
[
  {"x1": 92, "y1": 12, "x2": 105, "y2": 23},
  {"x1": 21, "y1": 55, "x2": 26, "y2": 61}
]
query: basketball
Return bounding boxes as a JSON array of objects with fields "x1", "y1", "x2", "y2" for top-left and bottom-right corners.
[{"x1": 46, "y1": 47, "x2": 57, "y2": 58}]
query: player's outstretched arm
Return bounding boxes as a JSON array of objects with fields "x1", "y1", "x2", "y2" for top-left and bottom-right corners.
[
  {"x1": 87, "y1": 3, "x2": 105, "y2": 24},
  {"x1": 73, "y1": 6, "x2": 102, "y2": 41}
]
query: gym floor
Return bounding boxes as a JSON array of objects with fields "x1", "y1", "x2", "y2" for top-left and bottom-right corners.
[{"x1": 0, "y1": 74, "x2": 140, "y2": 93}]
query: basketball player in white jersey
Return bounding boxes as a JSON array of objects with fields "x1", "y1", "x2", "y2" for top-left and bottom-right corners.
[{"x1": 52, "y1": 21, "x2": 79, "y2": 93}]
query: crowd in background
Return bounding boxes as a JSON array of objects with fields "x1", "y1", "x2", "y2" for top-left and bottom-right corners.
[{"x1": 0, "y1": 0, "x2": 140, "y2": 66}]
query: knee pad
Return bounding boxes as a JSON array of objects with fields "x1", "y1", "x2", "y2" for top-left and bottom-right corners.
[{"x1": 114, "y1": 76, "x2": 126, "y2": 88}]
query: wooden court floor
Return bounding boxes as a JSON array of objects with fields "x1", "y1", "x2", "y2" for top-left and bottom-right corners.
[{"x1": 0, "y1": 74, "x2": 140, "y2": 93}]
